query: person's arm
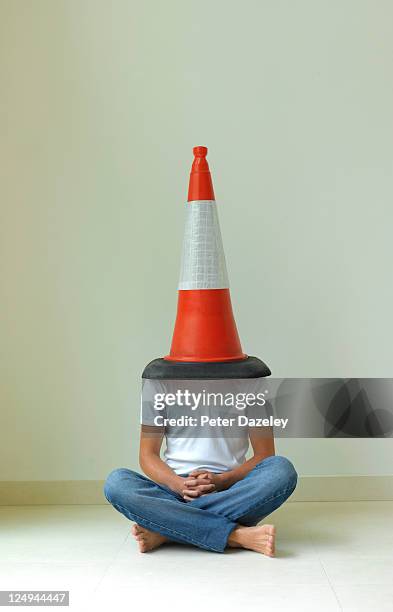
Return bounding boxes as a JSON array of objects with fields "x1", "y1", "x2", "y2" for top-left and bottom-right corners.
[
  {"x1": 139, "y1": 426, "x2": 216, "y2": 499},
  {"x1": 139, "y1": 426, "x2": 186, "y2": 495},
  {"x1": 185, "y1": 427, "x2": 275, "y2": 494}
]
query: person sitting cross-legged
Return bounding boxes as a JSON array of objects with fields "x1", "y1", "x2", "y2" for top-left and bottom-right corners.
[{"x1": 104, "y1": 422, "x2": 297, "y2": 555}]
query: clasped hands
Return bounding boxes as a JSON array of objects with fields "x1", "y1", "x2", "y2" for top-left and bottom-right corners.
[{"x1": 179, "y1": 470, "x2": 223, "y2": 501}]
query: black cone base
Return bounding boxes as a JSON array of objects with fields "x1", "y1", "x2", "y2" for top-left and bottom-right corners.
[{"x1": 142, "y1": 356, "x2": 271, "y2": 380}]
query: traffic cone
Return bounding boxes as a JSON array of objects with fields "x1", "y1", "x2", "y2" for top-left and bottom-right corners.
[
  {"x1": 165, "y1": 146, "x2": 246, "y2": 362},
  {"x1": 142, "y1": 146, "x2": 270, "y2": 380}
]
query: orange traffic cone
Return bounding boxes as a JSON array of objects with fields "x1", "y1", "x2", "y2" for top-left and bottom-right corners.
[
  {"x1": 165, "y1": 146, "x2": 246, "y2": 362},
  {"x1": 142, "y1": 146, "x2": 270, "y2": 380}
]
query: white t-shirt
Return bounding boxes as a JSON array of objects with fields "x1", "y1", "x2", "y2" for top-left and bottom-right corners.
[{"x1": 164, "y1": 432, "x2": 249, "y2": 475}]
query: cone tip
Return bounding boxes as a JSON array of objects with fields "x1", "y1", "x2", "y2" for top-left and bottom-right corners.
[
  {"x1": 188, "y1": 146, "x2": 214, "y2": 200},
  {"x1": 193, "y1": 146, "x2": 208, "y2": 157}
]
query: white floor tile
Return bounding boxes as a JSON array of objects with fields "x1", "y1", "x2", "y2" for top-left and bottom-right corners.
[
  {"x1": 333, "y1": 584, "x2": 393, "y2": 611},
  {"x1": 0, "y1": 505, "x2": 129, "y2": 563},
  {"x1": 0, "y1": 562, "x2": 108, "y2": 611},
  {"x1": 93, "y1": 583, "x2": 341, "y2": 612},
  {"x1": 104, "y1": 543, "x2": 329, "y2": 587},
  {"x1": 0, "y1": 537, "x2": 127, "y2": 563},
  {"x1": 302, "y1": 501, "x2": 393, "y2": 559},
  {"x1": 0, "y1": 561, "x2": 107, "y2": 591},
  {"x1": 0, "y1": 505, "x2": 128, "y2": 540},
  {"x1": 322, "y1": 556, "x2": 393, "y2": 586}
]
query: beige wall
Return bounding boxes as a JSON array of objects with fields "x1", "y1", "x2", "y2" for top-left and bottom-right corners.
[{"x1": 1, "y1": 0, "x2": 392, "y2": 481}]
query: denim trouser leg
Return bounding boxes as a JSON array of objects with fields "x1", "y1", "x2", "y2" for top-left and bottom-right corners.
[
  {"x1": 189, "y1": 455, "x2": 298, "y2": 526},
  {"x1": 104, "y1": 455, "x2": 297, "y2": 553},
  {"x1": 104, "y1": 468, "x2": 237, "y2": 552}
]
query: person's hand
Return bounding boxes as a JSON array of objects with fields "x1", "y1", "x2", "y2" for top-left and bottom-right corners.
[
  {"x1": 170, "y1": 476, "x2": 189, "y2": 497},
  {"x1": 182, "y1": 472, "x2": 215, "y2": 501},
  {"x1": 182, "y1": 470, "x2": 225, "y2": 501}
]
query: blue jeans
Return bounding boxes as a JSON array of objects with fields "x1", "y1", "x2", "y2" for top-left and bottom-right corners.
[{"x1": 104, "y1": 455, "x2": 297, "y2": 553}]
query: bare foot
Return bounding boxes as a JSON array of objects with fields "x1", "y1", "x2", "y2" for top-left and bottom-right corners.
[
  {"x1": 131, "y1": 524, "x2": 168, "y2": 552},
  {"x1": 228, "y1": 524, "x2": 276, "y2": 556}
]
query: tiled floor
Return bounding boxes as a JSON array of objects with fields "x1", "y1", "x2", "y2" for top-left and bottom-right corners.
[{"x1": 0, "y1": 502, "x2": 392, "y2": 611}]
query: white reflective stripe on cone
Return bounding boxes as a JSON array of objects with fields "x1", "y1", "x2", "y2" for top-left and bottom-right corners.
[{"x1": 178, "y1": 200, "x2": 229, "y2": 290}]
